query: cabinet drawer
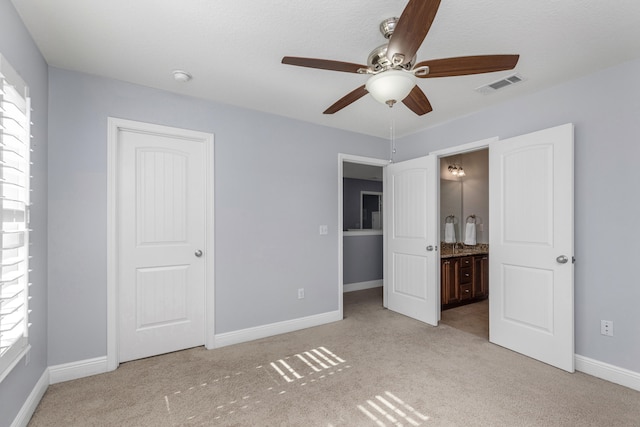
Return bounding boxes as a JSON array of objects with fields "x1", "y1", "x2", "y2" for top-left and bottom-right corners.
[
  {"x1": 459, "y1": 266, "x2": 472, "y2": 284},
  {"x1": 460, "y1": 284, "x2": 472, "y2": 300},
  {"x1": 460, "y1": 256, "x2": 473, "y2": 267}
]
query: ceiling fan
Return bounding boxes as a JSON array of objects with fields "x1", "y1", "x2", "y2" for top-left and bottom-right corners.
[{"x1": 282, "y1": 0, "x2": 519, "y2": 116}]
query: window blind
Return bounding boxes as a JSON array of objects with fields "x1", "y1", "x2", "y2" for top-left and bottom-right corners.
[{"x1": 0, "y1": 54, "x2": 31, "y2": 381}]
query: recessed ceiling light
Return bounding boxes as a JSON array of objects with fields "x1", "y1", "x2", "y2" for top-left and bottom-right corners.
[{"x1": 172, "y1": 70, "x2": 192, "y2": 83}]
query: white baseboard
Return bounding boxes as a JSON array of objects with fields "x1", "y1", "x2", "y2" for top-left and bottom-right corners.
[
  {"x1": 213, "y1": 310, "x2": 342, "y2": 349},
  {"x1": 48, "y1": 356, "x2": 109, "y2": 385},
  {"x1": 343, "y1": 280, "x2": 382, "y2": 293},
  {"x1": 575, "y1": 354, "x2": 640, "y2": 392},
  {"x1": 10, "y1": 368, "x2": 49, "y2": 427}
]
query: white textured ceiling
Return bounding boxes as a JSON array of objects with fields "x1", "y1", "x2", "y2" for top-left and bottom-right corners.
[{"x1": 11, "y1": 0, "x2": 640, "y2": 138}]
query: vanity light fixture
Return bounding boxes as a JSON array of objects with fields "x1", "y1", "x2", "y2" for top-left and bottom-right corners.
[{"x1": 448, "y1": 163, "x2": 466, "y2": 177}]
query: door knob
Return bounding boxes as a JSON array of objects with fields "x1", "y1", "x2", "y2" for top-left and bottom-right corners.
[
  {"x1": 195, "y1": 250, "x2": 203, "y2": 258},
  {"x1": 426, "y1": 245, "x2": 434, "y2": 251},
  {"x1": 556, "y1": 255, "x2": 568, "y2": 264}
]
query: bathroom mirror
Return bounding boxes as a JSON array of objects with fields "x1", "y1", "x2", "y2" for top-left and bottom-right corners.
[{"x1": 441, "y1": 180, "x2": 462, "y2": 242}]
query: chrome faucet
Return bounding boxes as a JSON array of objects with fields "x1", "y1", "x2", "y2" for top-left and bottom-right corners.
[{"x1": 452, "y1": 242, "x2": 464, "y2": 254}]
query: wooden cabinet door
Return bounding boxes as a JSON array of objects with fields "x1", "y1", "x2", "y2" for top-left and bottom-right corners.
[
  {"x1": 473, "y1": 256, "x2": 489, "y2": 298},
  {"x1": 441, "y1": 259, "x2": 458, "y2": 305}
]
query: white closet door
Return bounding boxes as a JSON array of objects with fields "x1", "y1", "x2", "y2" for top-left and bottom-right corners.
[{"x1": 489, "y1": 123, "x2": 574, "y2": 372}]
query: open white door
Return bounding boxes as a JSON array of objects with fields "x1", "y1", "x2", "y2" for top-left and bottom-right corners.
[
  {"x1": 385, "y1": 155, "x2": 439, "y2": 325},
  {"x1": 489, "y1": 123, "x2": 574, "y2": 372}
]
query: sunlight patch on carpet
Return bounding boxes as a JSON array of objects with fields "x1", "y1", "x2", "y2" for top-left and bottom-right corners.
[
  {"x1": 164, "y1": 346, "x2": 349, "y2": 424},
  {"x1": 357, "y1": 391, "x2": 430, "y2": 426},
  {"x1": 268, "y1": 346, "x2": 347, "y2": 383}
]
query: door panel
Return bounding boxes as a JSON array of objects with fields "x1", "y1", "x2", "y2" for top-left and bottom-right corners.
[
  {"x1": 118, "y1": 129, "x2": 206, "y2": 363},
  {"x1": 502, "y1": 145, "x2": 553, "y2": 245},
  {"x1": 489, "y1": 123, "x2": 574, "y2": 372},
  {"x1": 136, "y1": 266, "x2": 189, "y2": 329},
  {"x1": 502, "y1": 265, "x2": 553, "y2": 332},
  {"x1": 393, "y1": 253, "x2": 427, "y2": 299},
  {"x1": 137, "y1": 150, "x2": 188, "y2": 244},
  {"x1": 385, "y1": 155, "x2": 438, "y2": 325}
]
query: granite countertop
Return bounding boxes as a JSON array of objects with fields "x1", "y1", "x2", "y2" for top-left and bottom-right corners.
[{"x1": 440, "y1": 243, "x2": 489, "y2": 259}]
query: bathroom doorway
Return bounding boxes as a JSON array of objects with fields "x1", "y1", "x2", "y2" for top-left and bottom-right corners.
[{"x1": 439, "y1": 149, "x2": 490, "y2": 339}]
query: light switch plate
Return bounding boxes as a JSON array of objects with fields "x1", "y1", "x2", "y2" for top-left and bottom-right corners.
[{"x1": 319, "y1": 225, "x2": 328, "y2": 235}]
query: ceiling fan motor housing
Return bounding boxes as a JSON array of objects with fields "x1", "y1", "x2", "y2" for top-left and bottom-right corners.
[
  {"x1": 368, "y1": 44, "x2": 415, "y2": 72},
  {"x1": 379, "y1": 17, "x2": 398, "y2": 39}
]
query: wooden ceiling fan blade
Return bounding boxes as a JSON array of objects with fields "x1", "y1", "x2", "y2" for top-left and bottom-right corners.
[
  {"x1": 386, "y1": 0, "x2": 441, "y2": 66},
  {"x1": 323, "y1": 85, "x2": 368, "y2": 114},
  {"x1": 402, "y1": 86, "x2": 433, "y2": 116},
  {"x1": 415, "y1": 55, "x2": 520, "y2": 78},
  {"x1": 282, "y1": 56, "x2": 367, "y2": 73}
]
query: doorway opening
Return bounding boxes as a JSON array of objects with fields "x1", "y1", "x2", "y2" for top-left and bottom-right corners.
[
  {"x1": 439, "y1": 149, "x2": 490, "y2": 340},
  {"x1": 338, "y1": 154, "x2": 388, "y2": 318}
]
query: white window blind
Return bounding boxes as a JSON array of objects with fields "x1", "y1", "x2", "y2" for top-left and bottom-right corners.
[{"x1": 0, "y1": 53, "x2": 31, "y2": 382}]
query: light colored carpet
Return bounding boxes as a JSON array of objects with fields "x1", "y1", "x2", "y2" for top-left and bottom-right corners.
[{"x1": 29, "y1": 287, "x2": 640, "y2": 426}]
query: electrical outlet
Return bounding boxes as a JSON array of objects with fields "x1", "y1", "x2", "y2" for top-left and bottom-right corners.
[
  {"x1": 298, "y1": 288, "x2": 305, "y2": 299},
  {"x1": 600, "y1": 320, "x2": 614, "y2": 336},
  {"x1": 319, "y1": 225, "x2": 328, "y2": 235}
]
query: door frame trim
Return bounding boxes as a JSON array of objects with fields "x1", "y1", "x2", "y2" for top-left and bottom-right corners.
[
  {"x1": 429, "y1": 136, "x2": 498, "y2": 157},
  {"x1": 106, "y1": 118, "x2": 215, "y2": 371},
  {"x1": 338, "y1": 154, "x2": 388, "y2": 318}
]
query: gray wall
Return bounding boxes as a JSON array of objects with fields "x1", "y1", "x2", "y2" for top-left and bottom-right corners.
[
  {"x1": 397, "y1": 58, "x2": 640, "y2": 374},
  {"x1": 343, "y1": 235, "x2": 383, "y2": 284},
  {"x1": 0, "y1": 1, "x2": 48, "y2": 425},
  {"x1": 47, "y1": 67, "x2": 389, "y2": 365}
]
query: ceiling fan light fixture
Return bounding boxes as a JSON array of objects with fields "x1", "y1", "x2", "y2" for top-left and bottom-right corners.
[{"x1": 365, "y1": 70, "x2": 416, "y2": 107}]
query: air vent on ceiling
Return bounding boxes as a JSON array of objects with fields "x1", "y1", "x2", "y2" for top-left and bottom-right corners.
[{"x1": 476, "y1": 73, "x2": 525, "y2": 94}]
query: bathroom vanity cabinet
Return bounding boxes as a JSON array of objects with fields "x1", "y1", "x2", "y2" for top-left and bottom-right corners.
[{"x1": 441, "y1": 254, "x2": 488, "y2": 308}]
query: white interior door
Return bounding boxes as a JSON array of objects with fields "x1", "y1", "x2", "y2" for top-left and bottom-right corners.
[
  {"x1": 489, "y1": 123, "x2": 574, "y2": 372},
  {"x1": 385, "y1": 155, "x2": 439, "y2": 325},
  {"x1": 118, "y1": 126, "x2": 207, "y2": 363}
]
